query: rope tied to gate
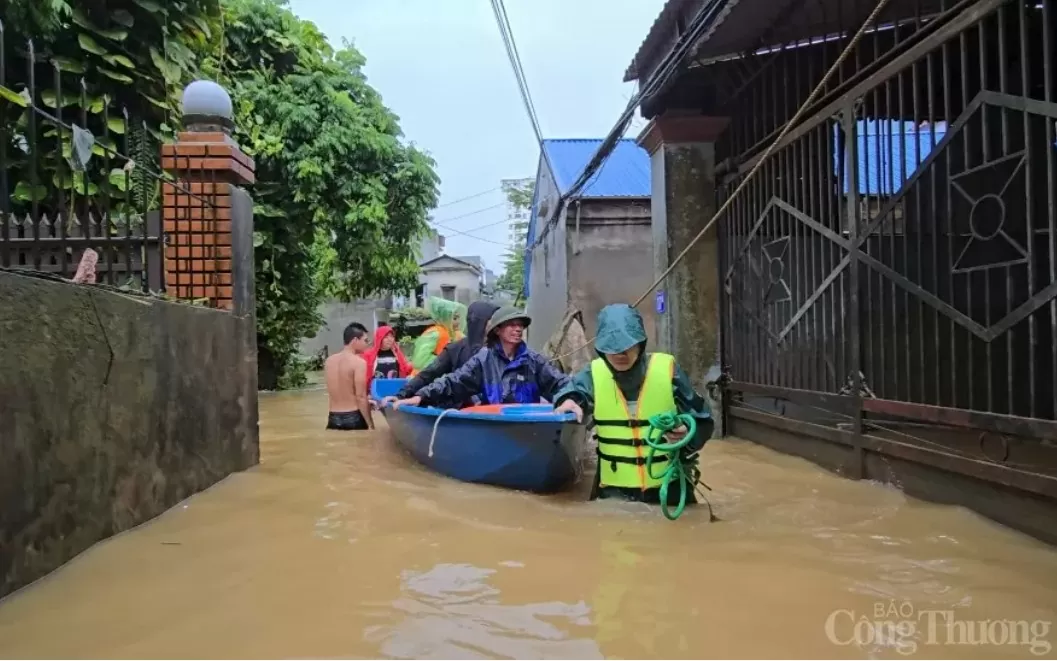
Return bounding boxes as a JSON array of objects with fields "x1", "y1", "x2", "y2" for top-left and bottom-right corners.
[{"x1": 551, "y1": 0, "x2": 895, "y2": 364}]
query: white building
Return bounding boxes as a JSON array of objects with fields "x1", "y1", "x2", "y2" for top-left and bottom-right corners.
[
  {"x1": 418, "y1": 254, "x2": 483, "y2": 305},
  {"x1": 501, "y1": 176, "x2": 534, "y2": 254}
]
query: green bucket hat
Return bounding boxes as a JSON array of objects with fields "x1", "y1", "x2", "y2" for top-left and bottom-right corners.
[
  {"x1": 594, "y1": 304, "x2": 647, "y2": 354},
  {"x1": 487, "y1": 306, "x2": 531, "y2": 336}
]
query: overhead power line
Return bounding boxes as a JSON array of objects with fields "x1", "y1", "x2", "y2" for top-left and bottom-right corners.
[
  {"x1": 431, "y1": 220, "x2": 510, "y2": 247},
  {"x1": 530, "y1": 0, "x2": 732, "y2": 251},
  {"x1": 434, "y1": 186, "x2": 502, "y2": 208},
  {"x1": 430, "y1": 202, "x2": 505, "y2": 225},
  {"x1": 553, "y1": 0, "x2": 896, "y2": 362},
  {"x1": 489, "y1": 0, "x2": 559, "y2": 183}
]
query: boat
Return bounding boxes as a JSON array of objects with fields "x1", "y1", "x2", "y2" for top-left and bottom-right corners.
[{"x1": 370, "y1": 378, "x2": 587, "y2": 493}]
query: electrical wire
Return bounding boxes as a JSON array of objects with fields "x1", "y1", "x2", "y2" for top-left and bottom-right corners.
[
  {"x1": 530, "y1": 0, "x2": 732, "y2": 251},
  {"x1": 434, "y1": 186, "x2": 502, "y2": 208},
  {"x1": 490, "y1": 0, "x2": 543, "y2": 145},
  {"x1": 489, "y1": 0, "x2": 559, "y2": 182},
  {"x1": 553, "y1": 0, "x2": 895, "y2": 362},
  {"x1": 430, "y1": 220, "x2": 510, "y2": 247},
  {"x1": 430, "y1": 202, "x2": 505, "y2": 225}
]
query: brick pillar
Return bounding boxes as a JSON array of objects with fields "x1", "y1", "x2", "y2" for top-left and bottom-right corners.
[{"x1": 160, "y1": 132, "x2": 255, "y2": 310}]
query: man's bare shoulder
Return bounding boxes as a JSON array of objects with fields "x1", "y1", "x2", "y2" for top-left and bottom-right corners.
[
  {"x1": 325, "y1": 351, "x2": 365, "y2": 372},
  {"x1": 324, "y1": 352, "x2": 344, "y2": 372}
]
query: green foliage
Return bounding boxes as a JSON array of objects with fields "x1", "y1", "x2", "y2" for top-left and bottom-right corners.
[
  {"x1": 502, "y1": 178, "x2": 534, "y2": 210},
  {"x1": 0, "y1": 0, "x2": 220, "y2": 215},
  {"x1": 496, "y1": 179, "x2": 534, "y2": 292},
  {"x1": 0, "y1": 0, "x2": 439, "y2": 391},
  {"x1": 206, "y1": 0, "x2": 440, "y2": 389}
]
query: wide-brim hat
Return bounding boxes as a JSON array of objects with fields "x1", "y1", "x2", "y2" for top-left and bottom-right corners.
[{"x1": 486, "y1": 306, "x2": 532, "y2": 336}]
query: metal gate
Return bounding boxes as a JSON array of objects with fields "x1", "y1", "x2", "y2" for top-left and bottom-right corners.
[{"x1": 714, "y1": 0, "x2": 1057, "y2": 498}]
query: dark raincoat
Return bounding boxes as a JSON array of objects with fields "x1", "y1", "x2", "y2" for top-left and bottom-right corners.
[
  {"x1": 551, "y1": 303, "x2": 714, "y2": 503},
  {"x1": 413, "y1": 339, "x2": 570, "y2": 408},
  {"x1": 395, "y1": 300, "x2": 500, "y2": 403}
]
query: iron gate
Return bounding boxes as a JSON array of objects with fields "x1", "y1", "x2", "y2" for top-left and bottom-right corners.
[{"x1": 714, "y1": 0, "x2": 1057, "y2": 497}]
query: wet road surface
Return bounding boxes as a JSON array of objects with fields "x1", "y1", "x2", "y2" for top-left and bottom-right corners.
[{"x1": 1, "y1": 388, "x2": 1056, "y2": 659}]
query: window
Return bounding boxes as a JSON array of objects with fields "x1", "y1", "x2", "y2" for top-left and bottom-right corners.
[{"x1": 441, "y1": 285, "x2": 455, "y2": 301}]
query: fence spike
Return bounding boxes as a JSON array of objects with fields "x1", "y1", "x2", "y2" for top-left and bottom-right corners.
[
  {"x1": 68, "y1": 213, "x2": 84, "y2": 237},
  {"x1": 87, "y1": 211, "x2": 101, "y2": 237},
  {"x1": 39, "y1": 213, "x2": 54, "y2": 236}
]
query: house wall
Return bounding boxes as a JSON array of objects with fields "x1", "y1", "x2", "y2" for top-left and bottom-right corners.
[
  {"x1": 566, "y1": 199, "x2": 657, "y2": 345},
  {"x1": 299, "y1": 299, "x2": 391, "y2": 358},
  {"x1": 525, "y1": 160, "x2": 567, "y2": 351},
  {"x1": 420, "y1": 268, "x2": 480, "y2": 306}
]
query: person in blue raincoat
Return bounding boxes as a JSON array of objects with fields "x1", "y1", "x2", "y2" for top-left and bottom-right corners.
[
  {"x1": 392, "y1": 307, "x2": 570, "y2": 409},
  {"x1": 552, "y1": 303, "x2": 714, "y2": 505}
]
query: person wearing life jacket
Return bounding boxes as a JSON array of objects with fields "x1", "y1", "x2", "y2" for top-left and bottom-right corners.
[
  {"x1": 409, "y1": 296, "x2": 458, "y2": 375},
  {"x1": 381, "y1": 300, "x2": 500, "y2": 408},
  {"x1": 552, "y1": 303, "x2": 714, "y2": 505}
]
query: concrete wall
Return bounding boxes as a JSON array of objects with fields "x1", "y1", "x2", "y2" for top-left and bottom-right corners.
[
  {"x1": 525, "y1": 155, "x2": 567, "y2": 350},
  {"x1": 526, "y1": 210, "x2": 569, "y2": 351},
  {"x1": 0, "y1": 270, "x2": 259, "y2": 598},
  {"x1": 566, "y1": 199, "x2": 657, "y2": 344},
  {"x1": 650, "y1": 141, "x2": 721, "y2": 390},
  {"x1": 299, "y1": 299, "x2": 391, "y2": 358}
]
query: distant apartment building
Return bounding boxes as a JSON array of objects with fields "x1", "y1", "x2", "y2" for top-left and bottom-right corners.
[{"x1": 502, "y1": 176, "x2": 534, "y2": 256}]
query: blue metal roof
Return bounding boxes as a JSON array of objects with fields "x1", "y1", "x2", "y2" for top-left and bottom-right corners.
[
  {"x1": 833, "y1": 120, "x2": 948, "y2": 195},
  {"x1": 541, "y1": 138, "x2": 652, "y2": 198}
]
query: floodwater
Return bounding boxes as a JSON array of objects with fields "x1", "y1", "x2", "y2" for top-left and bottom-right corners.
[{"x1": 2, "y1": 389, "x2": 1057, "y2": 659}]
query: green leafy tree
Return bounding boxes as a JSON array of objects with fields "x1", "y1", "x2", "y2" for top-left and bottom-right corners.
[
  {"x1": 0, "y1": 0, "x2": 220, "y2": 213},
  {"x1": 496, "y1": 178, "x2": 533, "y2": 292},
  {"x1": 207, "y1": 0, "x2": 440, "y2": 389},
  {"x1": 0, "y1": 0, "x2": 439, "y2": 390}
]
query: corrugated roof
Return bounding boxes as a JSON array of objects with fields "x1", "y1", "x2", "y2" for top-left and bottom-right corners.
[
  {"x1": 541, "y1": 138, "x2": 651, "y2": 198},
  {"x1": 832, "y1": 120, "x2": 948, "y2": 196},
  {"x1": 624, "y1": 0, "x2": 702, "y2": 82}
]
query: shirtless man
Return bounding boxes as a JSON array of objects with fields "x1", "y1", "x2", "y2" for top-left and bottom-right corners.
[{"x1": 323, "y1": 322, "x2": 374, "y2": 430}]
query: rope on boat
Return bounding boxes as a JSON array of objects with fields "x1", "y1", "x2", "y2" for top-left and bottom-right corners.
[{"x1": 428, "y1": 408, "x2": 456, "y2": 458}]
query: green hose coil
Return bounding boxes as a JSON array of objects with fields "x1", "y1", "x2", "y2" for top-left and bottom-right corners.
[{"x1": 642, "y1": 411, "x2": 700, "y2": 521}]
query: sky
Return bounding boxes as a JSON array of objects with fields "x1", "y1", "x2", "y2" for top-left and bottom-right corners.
[{"x1": 287, "y1": 0, "x2": 666, "y2": 273}]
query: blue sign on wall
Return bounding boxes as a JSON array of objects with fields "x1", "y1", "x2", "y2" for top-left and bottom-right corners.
[{"x1": 655, "y1": 290, "x2": 666, "y2": 314}]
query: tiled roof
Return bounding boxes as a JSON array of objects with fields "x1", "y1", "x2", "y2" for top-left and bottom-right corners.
[{"x1": 541, "y1": 138, "x2": 652, "y2": 198}]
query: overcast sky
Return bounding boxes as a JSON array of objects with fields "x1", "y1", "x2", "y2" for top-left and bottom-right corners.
[{"x1": 287, "y1": 0, "x2": 665, "y2": 273}]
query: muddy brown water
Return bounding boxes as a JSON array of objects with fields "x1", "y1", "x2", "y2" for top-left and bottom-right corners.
[{"x1": 2, "y1": 388, "x2": 1057, "y2": 659}]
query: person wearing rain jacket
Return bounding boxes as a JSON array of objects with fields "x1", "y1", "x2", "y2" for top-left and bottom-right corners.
[
  {"x1": 381, "y1": 300, "x2": 500, "y2": 407},
  {"x1": 362, "y1": 325, "x2": 412, "y2": 396},
  {"x1": 452, "y1": 302, "x2": 468, "y2": 341},
  {"x1": 409, "y1": 296, "x2": 459, "y2": 375},
  {"x1": 393, "y1": 307, "x2": 569, "y2": 409},
  {"x1": 552, "y1": 303, "x2": 714, "y2": 505}
]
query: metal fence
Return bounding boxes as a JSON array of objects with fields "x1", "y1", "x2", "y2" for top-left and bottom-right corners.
[
  {"x1": 712, "y1": 0, "x2": 1057, "y2": 487},
  {"x1": 0, "y1": 33, "x2": 224, "y2": 301}
]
